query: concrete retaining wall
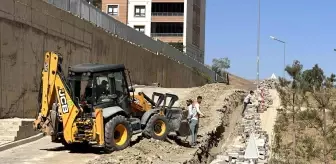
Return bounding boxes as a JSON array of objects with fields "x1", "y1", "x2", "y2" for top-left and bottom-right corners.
[{"x1": 0, "y1": 0, "x2": 208, "y2": 118}]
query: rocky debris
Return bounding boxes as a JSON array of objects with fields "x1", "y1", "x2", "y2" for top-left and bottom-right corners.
[
  {"x1": 209, "y1": 86, "x2": 276, "y2": 164},
  {"x1": 258, "y1": 79, "x2": 279, "y2": 90},
  {"x1": 210, "y1": 105, "x2": 271, "y2": 164},
  {"x1": 88, "y1": 83, "x2": 246, "y2": 164},
  {"x1": 254, "y1": 79, "x2": 279, "y2": 112}
]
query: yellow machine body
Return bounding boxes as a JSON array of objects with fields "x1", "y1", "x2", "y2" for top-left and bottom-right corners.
[{"x1": 33, "y1": 52, "x2": 104, "y2": 145}]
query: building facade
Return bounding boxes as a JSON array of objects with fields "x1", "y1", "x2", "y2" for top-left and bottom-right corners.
[{"x1": 101, "y1": 0, "x2": 205, "y2": 63}]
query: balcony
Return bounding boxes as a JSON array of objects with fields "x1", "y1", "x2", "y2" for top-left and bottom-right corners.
[
  {"x1": 151, "y1": 3, "x2": 184, "y2": 22},
  {"x1": 152, "y1": 12, "x2": 183, "y2": 16},
  {"x1": 152, "y1": 0, "x2": 184, "y2": 2},
  {"x1": 151, "y1": 33, "x2": 183, "y2": 37},
  {"x1": 151, "y1": 22, "x2": 183, "y2": 42}
]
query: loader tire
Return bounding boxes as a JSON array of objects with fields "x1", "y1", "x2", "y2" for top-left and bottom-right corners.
[
  {"x1": 104, "y1": 115, "x2": 132, "y2": 152},
  {"x1": 143, "y1": 114, "x2": 169, "y2": 140}
]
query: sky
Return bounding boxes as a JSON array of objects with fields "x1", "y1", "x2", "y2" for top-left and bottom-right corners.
[{"x1": 205, "y1": 0, "x2": 336, "y2": 80}]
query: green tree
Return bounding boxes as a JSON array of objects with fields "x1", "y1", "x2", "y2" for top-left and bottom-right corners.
[
  {"x1": 301, "y1": 64, "x2": 324, "y2": 92},
  {"x1": 273, "y1": 60, "x2": 336, "y2": 163},
  {"x1": 298, "y1": 77, "x2": 336, "y2": 163},
  {"x1": 285, "y1": 60, "x2": 305, "y2": 163},
  {"x1": 326, "y1": 73, "x2": 336, "y2": 88},
  {"x1": 211, "y1": 57, "x2": 230, "y2": 74},
  {"x1": 168, "y1": 41, "x2": 185, "y2": 52}
]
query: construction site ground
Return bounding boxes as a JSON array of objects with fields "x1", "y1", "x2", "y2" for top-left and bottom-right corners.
[
  {"x1": 0, "y1": 80, "x2": 265, "y2": 164},
  {"x1": 212, "y1": 89, "x2": 280, "y2": 161}
]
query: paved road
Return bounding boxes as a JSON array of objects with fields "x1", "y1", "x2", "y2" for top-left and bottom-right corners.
[{"x1": 0, "y1": 137, "x2": 101, "y2": 164}]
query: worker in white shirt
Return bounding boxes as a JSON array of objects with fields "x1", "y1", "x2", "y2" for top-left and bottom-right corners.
[
  {"x1": 187, "y1": 96, "x2": 205, "y2": 146},
  {"x1": 242, "y1": 90, "x2": 254, "y2": 116}
]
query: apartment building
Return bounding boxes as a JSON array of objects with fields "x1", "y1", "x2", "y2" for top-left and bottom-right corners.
[{"x1": 101, "y1": 0, "x2": 205, "y2": 63}]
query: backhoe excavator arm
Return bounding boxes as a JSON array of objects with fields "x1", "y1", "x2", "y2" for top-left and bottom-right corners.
[{"x1": 33, "y1": 52, "x2": 81, "y2": 143}]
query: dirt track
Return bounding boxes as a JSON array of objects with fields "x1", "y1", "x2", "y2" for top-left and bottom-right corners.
[
  {"x1": 259, "y1": 89, "x2": 280, "y2": 149},
  {"x1": 0, "y1": 83, "x2": 248, "y2": 164},
  {"x1": 89, "y1": 84, "x2": 246, "y2": 164}
]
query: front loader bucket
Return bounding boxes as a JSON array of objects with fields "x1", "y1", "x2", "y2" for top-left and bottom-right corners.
[
  {"x1": 174, "y1": 109, "x2": 191, "y2": 137},
  {"x1": 159, "y1": 93, "x2": 183, "y2": 133},
  {"x1": 165, "y1": 107, "x2": 183, "y2": 132},
  {"x1": 149, "y1": 92, "x2": 188, "y2": 136},
  {"x1": 176, "y1": 120, "x2": 190, "y2": 137}
]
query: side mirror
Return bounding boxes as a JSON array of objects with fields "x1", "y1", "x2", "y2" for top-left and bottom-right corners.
[
  {"x1": 128, "y1": 86, "x2": 135, "y2": 92},
  {"x1": 75, "y1": 97, "x2": 80, "y2": 105}
]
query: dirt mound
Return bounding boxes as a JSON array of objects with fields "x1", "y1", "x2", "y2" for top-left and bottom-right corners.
[
  {"x1": 88, "y1": 84, "x2": 246, "y2": 164},
  {"x1": 178, "y1": 83, "x2": 241, "y2": 137},
  {"x1": 229, "y1": 74, "x2": 255, "y2": 91}
]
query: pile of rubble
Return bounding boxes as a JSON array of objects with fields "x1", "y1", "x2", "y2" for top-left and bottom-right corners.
[
  {"x1": 210, "y1": 81, "x2": 278, "y2": 164},
  {"x1": 210, "y1": 104, "x2": 270, "y2": 164},
  {"x1": 259, "y1": 78, "x2": 278, "y2": 90},
  {"x1": 255, "y1": 78, "x2": 279, "y2": 111},
  {"x1": 255, "y1": 87, "x2": 273, "y2": 111}
]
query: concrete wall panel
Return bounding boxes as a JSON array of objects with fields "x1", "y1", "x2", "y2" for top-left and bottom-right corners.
[{"x1": 0, "y1": 0, "x2": 209, "y2": 118}]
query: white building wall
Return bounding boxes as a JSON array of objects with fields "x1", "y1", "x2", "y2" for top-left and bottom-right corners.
[
  {"x1": 183, "y1": 0, "x2": 205, "y2": 63},
  {"x1": 199, "y1": 0, "x2": 206, "y2": 63},
  {"x1": 127, "y1": 0, "x2": 152, "y2": 36},
  {"x1": 126, "y1": 0, "x2": 205, "y2": 63},
  {"x1": 183, "y1": 0, "x2": 188, "y2": 52}
]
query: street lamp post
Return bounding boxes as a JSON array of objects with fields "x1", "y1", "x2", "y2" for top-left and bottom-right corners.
[
  {"x1": 256, "y1": 0, "x2": 261, "y2": 87},
  {"x1": 270, "y1": 36, "x2": 286, "y2": 79}
]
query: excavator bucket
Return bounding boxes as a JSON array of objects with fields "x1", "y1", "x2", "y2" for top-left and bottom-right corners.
[
  {"x1": 158, "y1": 93, "x2": 184, "y2": 134},
  {"x1": 135, "y1": 91, "x2": 186, "y2": 135},
  {"x1": 162, "y1": 94, "x2": 191, "y2": 137}
]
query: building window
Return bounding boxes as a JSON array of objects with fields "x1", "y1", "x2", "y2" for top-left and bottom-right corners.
[
  {"x1": 134, "y1": 6, "x2": 146, "y2": 17},
  {"x1": 107, "y1": 5, "x2": 118, "y2": 16},
  {"x1": 134, "y1": 25, "x2": 145, "y2": 33}
]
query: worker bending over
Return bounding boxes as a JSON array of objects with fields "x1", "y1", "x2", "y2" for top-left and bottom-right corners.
[
  {"x1": 242, "y1": 90, "x2": 254, "y2": 116},
  {"x1": 187, "y1": 96, "x2": 205, "y2": 147}
]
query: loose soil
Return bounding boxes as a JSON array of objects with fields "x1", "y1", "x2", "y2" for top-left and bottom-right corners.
[{"x1": 88, "y1": 84, "x2": 246, "y2": 164}]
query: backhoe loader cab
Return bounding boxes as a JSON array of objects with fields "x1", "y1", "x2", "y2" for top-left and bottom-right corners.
[
  {"x1": 66, "y1": 63, "x2": 172, "y2": 151},
  {"x1": 67, "y1": 63, "x2": 133, "y2": 116}
]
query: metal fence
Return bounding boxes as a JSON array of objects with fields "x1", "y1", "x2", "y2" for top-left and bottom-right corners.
[
  {"x1": 151, "y1": 33, "x2": 183, "y2": 37},
  {"x1": 45, "y1": 0, "x2": 226, "y2": 82},
  {"x1": 152, "y1": 12, "x2": 184, "y2": 16}
]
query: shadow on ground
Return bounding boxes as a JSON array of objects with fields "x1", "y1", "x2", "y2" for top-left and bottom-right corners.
[
  {"x1": 40, "y1": 143, "x2": 105, "y2": 154},
  {"x1": 39, "y1": 134, "x2": 193, "y2": 154}
]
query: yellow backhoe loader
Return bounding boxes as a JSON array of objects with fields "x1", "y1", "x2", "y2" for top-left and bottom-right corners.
[{"x1": 33, "y1": 51, "x2": 184, "y2": 152}]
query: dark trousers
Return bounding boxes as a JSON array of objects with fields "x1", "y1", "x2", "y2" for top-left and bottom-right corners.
[{"x1": 242, "y1": 102, "x2": 249, "y2": 115}]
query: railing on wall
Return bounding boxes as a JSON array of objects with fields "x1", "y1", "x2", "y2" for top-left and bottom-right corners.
[
  {"x1": 45, "y1": 0, "x2": 227, "y2": 83},
  {"x1": 151, "y1": 12, "x2": 184, "y2": 16},
  {"x1": 151, "y1": 33, "x2": 183, "y2": 37}
]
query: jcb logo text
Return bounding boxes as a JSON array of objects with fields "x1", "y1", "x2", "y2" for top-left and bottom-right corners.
[{"x1": 58, "y1": 89, "x2": 69, "y2": 113}]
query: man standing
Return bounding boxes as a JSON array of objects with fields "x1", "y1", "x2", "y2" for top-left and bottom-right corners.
[
  {"x1": 187, "y1": 96, "x2": 204, "y2": 146},
  {"x1": 184, "y1": 99, "x2": 193, "y2": 110},
  {"x1": 242, "y1": 91, "x2": 254, "y2": 116}
]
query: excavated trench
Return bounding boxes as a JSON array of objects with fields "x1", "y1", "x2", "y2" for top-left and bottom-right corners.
[
  {"x1": 183, "y1": 91, "x2": 245, "y2": 164},
  {"x1": 87, "y1": 88, "x2": 247, "y2": 164}
]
